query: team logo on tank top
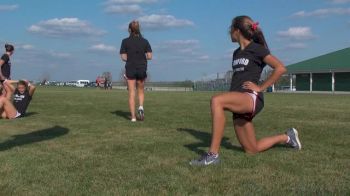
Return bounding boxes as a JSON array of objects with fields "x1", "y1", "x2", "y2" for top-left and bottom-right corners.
[{"x1": 232, "y1": 58, "x2": 249, "y2": 72}]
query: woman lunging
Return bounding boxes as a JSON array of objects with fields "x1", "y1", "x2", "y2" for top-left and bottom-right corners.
[{"x1": 190, "y1": 16, "x2": 301, "y2": 166}]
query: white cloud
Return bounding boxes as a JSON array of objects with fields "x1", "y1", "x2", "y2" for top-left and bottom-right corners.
[
  {"x1": 328, "y1": 0, "x2": 350, "y2": 4},
  {"x1": 0, "y1": 4, "x2": 18, "y2": 11},
  {"x1": 28, "y1": 18, "x2": 106, "y2": 38},
  {"x1": 49, "y1": 51, "x2": 71, "y2": 58},
  {"x1": 156, "y1": 39, "x2": 199, "y2": 54},
  {"x1": 103, "y1": 0, "x2": 157, "y2": 15},
  {"x1": 284, "y1": 43, "x2": 308, "y2": 49},
  {"x1": 88, "y1": 44, "x2": 117, "y2": 53},
  {"x1": 105, "y1": 0, "x2": 157, "y2": 4},
  {"x1": 277, "y1": 27, "x2": 315, "y2": 40},
  {"x1": 163, "y1": 40, "x2": 199, "y2": 48},
  {"x1": 18, "y1": 44, "x2": 35, "y2": 50},
  {"x1": 136, "y1": 14, "x2": 194, "y2": 30},
  {"x1": 154, "y1": 39, "x2": 210, "y2": 63},
  {"x1": 0, "y1": 42, "x2": 34, "y2": 50},
  {"x1": 292, "y1": 8, "x2": 350, "y2": 17},
  {"x1": 197, "y1": 55, "x2": 210, "y2": 60},
  {"x1": 104, "y1": 4, "x2": 142, "y2": 14}
]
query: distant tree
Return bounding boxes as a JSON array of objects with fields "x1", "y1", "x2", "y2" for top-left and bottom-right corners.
[
  {"x1": 119, "y1": 68, "x2": 126, "y2": 82},
  {"x1": 39, "y1": 72, "x2": 50, "y2": 85},
  {"x1": 146, "y1": 72, "x2": 151, "y2": 82},
  {"x1": 224, "y1": 71, "x2": 233, "y2": 83},
  {"x1": 275, "y1": 75, "x2": 290, "y2": 90},
  {"x1": 260, "y1": 66, "x2": 273, "y2": 82},
  {"x1": 102, "y1": 71, "x2": 112, "y2": 82}
]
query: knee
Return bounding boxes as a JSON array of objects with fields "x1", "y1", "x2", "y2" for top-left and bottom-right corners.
[
  {"x1": 128, "y1": 88, "x2": 136, "y2": 96},
  {"x1": 243, "y1": 147, "x2": 259, "y2": 155},
  {"x1": 137, "y1": 85, "x2": 144, "y2": 91},
  {"x1": 210, "y1": 95, "x2": 221, "y2": 108}
]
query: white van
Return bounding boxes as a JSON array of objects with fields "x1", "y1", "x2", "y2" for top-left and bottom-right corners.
[
  {"x1": 76, "y1": 80, "x2": 90, "y2": 87},
  {"x1": 66, "y1": 81, "x2": 77, "y2": 86}
]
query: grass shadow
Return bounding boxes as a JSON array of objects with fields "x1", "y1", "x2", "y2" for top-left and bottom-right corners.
[
  {"x1": 273, "y1": 144, "x2": 289, "y2": 149},
  {"x1": 177, "y1": 128, "x2": 242, "y2": 155},
  {"x1": 23, "y1": 112, "x2": 39, "y2": 117},
  {"x1": 110, "y1": 110, "x2": 130, "y2": 120},
  {"x1": 0, "y1": 126, "x2": 69, "y2": 151}
]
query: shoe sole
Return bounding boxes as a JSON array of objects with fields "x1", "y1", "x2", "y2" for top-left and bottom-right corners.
[
  {"x1": 138, "y1": 110, "x2": 144, "y2": 121},
  {"x1": 292, "y1": 128, "x2": 302, "y2": 150},
  {"x1": 189, "y1": 159, "x2": 220, "y2": 166}
]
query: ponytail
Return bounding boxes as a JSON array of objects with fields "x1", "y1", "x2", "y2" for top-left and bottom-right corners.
[
  {"x1": 5, "y1": 44, "x2": 14, "y2": 52},
  {"x1": 231, "y1": 16, "x2": 269, "y2": 50},
  {"x1": 128, "y1": 20, "x2": 142, "y2": 37},
  {"x1": 252, "y1": 26, "x2": 269, "y2": 50}
]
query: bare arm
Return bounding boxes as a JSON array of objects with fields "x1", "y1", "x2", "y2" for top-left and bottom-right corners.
[
  {"x1": 259, "y1": 55, "x2": 286, "y2": 91},
  {"x1": 146, "y1": 52, "x2": 152, "y2": 60},
  {"x1": 4, "y1": 79, "x2": 19, "y2": 84},
  {"x1": 243, "y1": 54, "x2": 286, "y2": 92},
  {"x1": 4, "y1": 80, "x2": 18, "y2": 95},
  {"x1": 28, "y1": 82, "x2": 36, "y2": 97},
  {"x1": 0, "y1": 60, "x2": 4, "y2": 80},
  {"x1": 120, "y1": 54, "x2": 127, "y2": 62},
  {"x1": 3, "y1": 80, "x2": 15, "y2": 100}
]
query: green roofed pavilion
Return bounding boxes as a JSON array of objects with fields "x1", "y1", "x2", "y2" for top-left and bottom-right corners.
[
  {"x1": 287, "y1": 47, "x2": 350, "y2": 74},
  {"x1": 286, "y1": 47, "x2": 350, "y2": 92}
]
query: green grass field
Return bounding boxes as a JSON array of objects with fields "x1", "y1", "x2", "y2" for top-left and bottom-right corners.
[{"x1": 0, "y1": 87, "x2": 349, "y2": 195}]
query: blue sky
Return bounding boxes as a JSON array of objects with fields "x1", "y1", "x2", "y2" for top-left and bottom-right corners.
[{"x1": 0, "y1": 0, "x2": 349, "y2": 81}]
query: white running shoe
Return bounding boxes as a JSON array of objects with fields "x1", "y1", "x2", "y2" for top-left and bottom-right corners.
[{"x1": 286, "y1": 128, "x2": 302, "y2": 150}]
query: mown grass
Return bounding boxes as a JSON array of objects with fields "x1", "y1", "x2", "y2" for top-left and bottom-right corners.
[{"x1": 0, "y1": 87, "x2": 349, "y2": 195}]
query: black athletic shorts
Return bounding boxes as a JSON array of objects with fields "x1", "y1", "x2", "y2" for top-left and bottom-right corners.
[
  {"x1": 233, "y1": 91, "x2": 264, "y2": 121},
  {"x1": 125, "y1": 66, "x2": 147, "y2": 80}
]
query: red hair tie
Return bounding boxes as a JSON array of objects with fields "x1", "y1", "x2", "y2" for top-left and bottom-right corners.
[{"x1": 252, "y1": 22, "x2": 259, "y2": 31}]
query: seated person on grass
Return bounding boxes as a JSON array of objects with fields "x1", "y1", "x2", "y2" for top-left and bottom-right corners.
[{"x1": 0, "y1": 80, "x2": 36, "y2": 119}]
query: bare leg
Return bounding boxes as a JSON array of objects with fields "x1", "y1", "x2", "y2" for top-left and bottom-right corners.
[
  {"x1": 0, "y1": 97, "x2": 18, "y2": 119},
  {"x1": 127, "y1": 80, "x2": 136, "y2": 120},
  {"x1": 1, "y1": 109, "x2": 7, "y2": 119},
  {"x1": 209, "y1": 92, "x2": 254, "y2": 154},
  {"x1": 234, "y1": 119, "x2": 288, "y2": 154},
  {"x1": 136, "y1": 80, "x2": 145, "y2": 107}
]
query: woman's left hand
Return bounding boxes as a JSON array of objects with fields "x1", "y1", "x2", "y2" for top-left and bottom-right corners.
[{"x1": 242, "y1": 81, "x2": 262, "y2": 92}]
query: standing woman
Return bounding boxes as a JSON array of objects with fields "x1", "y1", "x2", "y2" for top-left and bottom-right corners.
[
  {"x1": 120, "y1": 20, "x2": 152, "y2": 122},
  {"x1": 190, "y1": 16, "x2": 301, "y2": 166},
  {"x1": 0, "y1": 44, "x2": 15, "y2": 82}
]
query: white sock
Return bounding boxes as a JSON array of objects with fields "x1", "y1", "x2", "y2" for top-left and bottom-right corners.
[
  {"x1": 208, "y1": 152, "x2": 219, "y2": 158},
  {"x1": 139, "y1": 106, "x2": 144, "y2": 110},
  {"x1": 286, "y1": 136, "x2": 291, "y2": 143}
]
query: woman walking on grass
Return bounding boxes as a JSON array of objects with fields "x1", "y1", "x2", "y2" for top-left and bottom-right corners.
[
  {"x1": 190, "y1": 16, "x2": 301, "y2": 166},
  {"x1": 120, "y1": 20, "x2": 152, "y2": 122},
  {"x1": 0, "y1": 44, "x2": 15, "y2": 83}
]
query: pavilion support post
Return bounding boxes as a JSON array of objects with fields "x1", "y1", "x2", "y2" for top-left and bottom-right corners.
[
  {"x1": 289, "y1": 74, "x2": 293, "y2": 91},
  {"x1": 310, "y1": 73, "x2": 313, "y2": 93},
  {"x1": 332, "y1": 72, "x2": 335, "y2": 93}
]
